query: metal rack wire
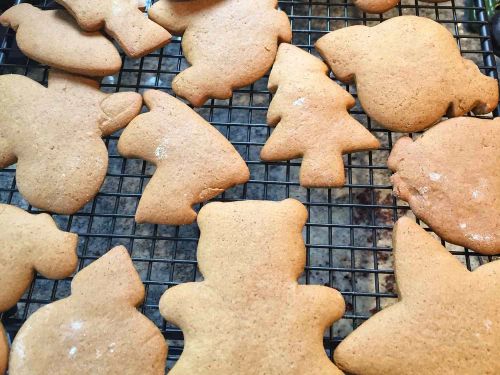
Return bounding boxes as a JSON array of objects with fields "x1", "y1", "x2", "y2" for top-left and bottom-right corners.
[{"x1": 0, "y1": 0, "x2": 498, "y2": 370}]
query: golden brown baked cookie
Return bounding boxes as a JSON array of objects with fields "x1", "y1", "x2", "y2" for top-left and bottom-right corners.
[
  {"x1": 0, "y1": 4, "x2": 121, "y2": 77},
  {"x1": 353, "y1": 0, "x2": 399, "y2": 13},
  {"x1": 0, "y1": 327, "x2": 6, "y2": 375},
  {"x1": 149, "y1": 0, "x2": 292, "y2": 106},
  {"x1": 261, "y1": 44, "x2": 380, "y2": 187},
  {"x1": 55, "y1": 0, "x2": 171, "y2": 58},
  {"x1": 9, "y1": 246, "x2": 167, "y2": 375},
  {"x1": 160, "y1": 199, "x2": 345, "y2": 374},
  {"x1": 0, "y1": 71, "x2": 142, "y2": 214},
  {"x1": 118, "y1": 90, "x2": 250, "y2": 225},
  {"x1": 388, "y1": 117, "x2": 500, "y2": 255},
  {"x1": 0, "y1": 204, "x2": 78, "y2": 312},
  {"x1": 334, "y1": 217, "x2": 500, "y2": 375},
  {"x1": 316, "y1": 16, "x2": 499, "y2": 132}
]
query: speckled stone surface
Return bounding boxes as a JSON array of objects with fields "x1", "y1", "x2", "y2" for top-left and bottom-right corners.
[{"x1": 0, "y1": 0, "x2": 498, "y2": 371}]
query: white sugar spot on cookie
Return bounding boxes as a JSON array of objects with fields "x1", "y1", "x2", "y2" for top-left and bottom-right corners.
[
  {"x1": 484, "y1": 319, "x2": 493, "y2": 331},
  {"x1": 467, "y1": 233, "x2": 493, "y2": 242},
  {"x1": 293, "y1": 97, "x2": 306, "y2": 106},
  {"x1": 155, "y1": 144, "x2": 167, "y2": 160},
  {"x1": 429, "y1": 172, "x2": 441, "y2": 182},
  {"x1": 14, "y1": 341, "x2": 26, "y2": 360},
  {"x1": 108, "y1": 342, "x2": 116, "y2": 353},
  {"x1": 459, "y1": 223, "x2": 467, "y2": 230},
  {"x1": 472, "y1": 190, "x2": 480, "y2": 199},
  {"x1": 418, "y1": 186, "x2": 430, "y2": 195},
  {"x1": 96, "y1": 349, "x2": 102, "y2": 359},
  {"x1": 69, "y1": 346, "x2": 77, "y2": 358},
  {"x1": 70, "y1": 320, "x2": 83, "y2": 331}
]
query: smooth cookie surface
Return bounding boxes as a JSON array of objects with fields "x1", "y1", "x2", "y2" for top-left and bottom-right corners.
[{"x1": 388, "y1": 117, "x2": 499, "y2": 254}]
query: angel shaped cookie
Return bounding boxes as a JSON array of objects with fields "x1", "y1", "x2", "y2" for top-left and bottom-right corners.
[
  {"x1": 334, "y1": 217, "x2": 500, "y2": 374},
  {"x1": 55, "y1": 0, "x2": 171, "y2": 58},
  {"x1": 0, "y1": 4, "x2": 121, "y2": 76},
  {"x1": 149, "y1": 0, "x2": 292, "y2": 106},
  {"x1": 160, "y1": 199, "x2": 345, "y2": 374},
  {"x1": 0, "y1": 204, "x2": 78, "y2": 374},
  {"x1": 261, "y1": 44, "x2": 380, "y2": 187},
  {"x1": 388, "y1": 117, "x2": 500, "y2": 254},
  {"x1": 316, "y1": 16, "x2": 498, "y2": 132},
  {"x1": 0, "y1": 71, "x2": 142, "y2": 214},
  {"x1": 9, "y1": 246, "x2": 167, "y2": 375},
  {"x1": 118, "y1": 90, "x2": 250, "y2": 225}
]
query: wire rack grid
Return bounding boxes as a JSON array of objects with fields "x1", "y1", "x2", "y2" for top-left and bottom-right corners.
[{"x1": 0, "y1": 0, "x2": 498, "y2": 370}]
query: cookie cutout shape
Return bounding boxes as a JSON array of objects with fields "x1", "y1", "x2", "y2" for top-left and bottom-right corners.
[
  {"x1": 261, "y1": 44, "x2": 380, "y2": 187},
  {"x1": 118, "y1": 90, "x2": 250, "y2": 225},
  {"x1": 0, "y1": 204, "x2": 78, "y2": 312},
  {"x1": 353, "y1": 0, "x2": 399, "y2": 13},
  {"x1": 149, "y1": 0, "x2": 292, "y2": 106},
  {"x1": 160, "y1": 199, "x2": 345, "y2": 374},
  {"x1": 0, "y1": 4, "x2": 121, "y2": 77},
  {"x1": 0, "y1": 71, "x2": 142, "y2": 214},
  {"x1": 335, "y1": 217, "x2": 500, "y2": 375},
  {"x1": 388, "y1": 117, "x2": 500, "y2": 254},
  {"x1": 316, "y1": 16, "x2": 498, "y2": 132},
  {"x1": 9, "y1": 246, "x2": 167, "y2": 375},
  {"x1": 55, "y1": 0, "x2": 171, "y2": 58}
]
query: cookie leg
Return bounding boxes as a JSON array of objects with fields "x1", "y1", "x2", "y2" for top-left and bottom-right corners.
[
  {"x1": 300, "y1": 150, "x2": 345, "y2": 187},
  {"x1": 173, "y1": 66, "x2": 233, "y2": 107}
]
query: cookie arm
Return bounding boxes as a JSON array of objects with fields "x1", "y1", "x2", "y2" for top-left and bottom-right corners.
[
  {"x1": 159, "y1": 282, "x2": 205, "y2": 328},
  {"x1": 149, "y1": 0, "x2": 198, "y2": 35},
  {"x1": 0, "y1": 3, "x2": 39, "y2": 30},
  {"x1": 99, "y1": 92, "x2": 143, "y2": 136},
  {"x1": 0, "y1": 134, "x2": 15, "y2": 169},
  {"x1": 275, "y1": 10, "x2": 292, "y2": 43}
]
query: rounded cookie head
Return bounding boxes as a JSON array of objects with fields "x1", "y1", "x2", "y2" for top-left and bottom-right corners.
[
  {"x1": 388, "y1": 117, "x2": 500, "y2": 254},
  {"x1": 0, "y1": 204, "x2": 78, "y2": 312},
  {"x1": 8, "y1": 246, "x2": 167, "y2": 375},
  {"x1": 0, "y1": 4, "x2": 122, "y2": 77},
  {"x1": 315, "y1": 16, "x2": 499, "y2": 132}
]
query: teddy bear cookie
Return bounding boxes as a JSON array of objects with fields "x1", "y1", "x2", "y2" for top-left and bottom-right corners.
[
  {"x1": 315, "y1": 16, "x2": 499, "y2": 132},
  {"x1": 149, "y1": 0, "x2": 292, "y2": 106},
  {"x1": 160, "y1": 199, "x2": 345, "y2": 374},
  {"x1": 388, "y1": 117, "x2": 499, "y2": 255},
  {"x1": 9, "y1": 246, "x2": 167, "y2": 375},
  {"x1": 0, "y1": 70, "x2": 142, "y2": 214},
  {"x1": 0, "y1": 203, "x2": 78, "y2": 374},
  {"x1": 0, "y1": 4, "x2": 121, "y2": 77},
  {"x1": 261, "y1": 44, "x2": 380, "y2": 187},
  {"x1": 55, "y1": 0, "x2": 171, "y2": 58},
  {"x1": 334, "y1": 217, "x2": 500, "y2": 375},
  {"x1": 118, "y1": 90, "x2": 250, "y2": 225}
]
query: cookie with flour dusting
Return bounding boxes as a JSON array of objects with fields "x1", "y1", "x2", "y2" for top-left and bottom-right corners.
[
  {"x1": 0, "y1": 203, "x2": 78, "y2": 374},
  {"x1": 316, "y1": 16, "x2": 498, "y2": 132},
  {"x1": 118, "y1": 90, "x2": 250, "y2": 225},
  {"x1": 388, "y1": 117, "x2": 500, "y2": 254},
  {"x1": 334, "y1": 217, "x2": 500, "y2": 375},
  {"x1": 0, "y1": 71, "x2": 142, "y2": 214},
  {"x1": 0, "y1": 4, "x2": 121, "y2": 77},
  {"x1": 149, "y1": 0, "x2": 292, "y2": 106},
  {"x1": 9, "y1": 246, "x2": 167, "y2": 375}
]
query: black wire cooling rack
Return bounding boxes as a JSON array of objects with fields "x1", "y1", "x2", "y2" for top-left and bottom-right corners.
[{"x1": 0, "y1": 0, "x2": 499, "y2": 370}]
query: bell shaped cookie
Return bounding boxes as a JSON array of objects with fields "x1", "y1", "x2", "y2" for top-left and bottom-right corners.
[
  {"x1": 9, "y1": 246, "x2": 167, "y2": 375},
  {"x1": 149, "y1": 0, "x2": 292, "y2": 106},
  {"x1": 316, "y1": 16, "x2": 498, "y2": 132},
  {"x1": 388, "y1": 117, "x2": 500, "y2": 254},
  {"x1": 160, "y1": 199, "x2": 345, "y2": 374},
  {"x1": 0, "y1": 4, "x2": 121, "y2": 77},
  {"x1": 334, "y1": 217, "x2": 500, "y2": 375},
  {"x1": 261, "y1": 44, "x2": 380, "y2": 187},
  {"x1": 118, "y1": 90, "x2": 250, "y2": 225},
  {"x1": 0, "y1": 71, "x2": 142, "y2": 214},
  {"x1": 0, "y1": 203, "x2": 78, "y2": 374},
  {"x1": 55, "y1": 0, "x2": 171, "y2": 58}
]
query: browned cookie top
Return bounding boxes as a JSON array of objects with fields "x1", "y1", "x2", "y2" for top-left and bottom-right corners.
[{"x1": 388, "y1": 117, "x2": 500, "y2": 255}]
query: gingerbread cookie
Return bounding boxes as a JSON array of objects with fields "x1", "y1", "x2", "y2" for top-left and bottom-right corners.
[
  {"x1": 149, "y1": 0, "x2": 292, "y2": 106},
  {"x1": 353, "y1": 0, "x2": 399, "y2": 13},
  {"x1": 118, "y1": 90, "x2": 249, "y2": 225},
  {"x1": 9, "y1": 246, "x2": 167, "y2": 375},
  {"x1": 55, "y1": 0, "x2": 171, "y2": 58},
  {"x1": 388, "y1": 117, "x2": 500, "y2": 255},
  {"x1": 335, "y1": 217, "x2": 500, "y2": 375},
  {"x1": 0, "y1": 4, "x2": 121, "y2": 77},
  {"x1": 0, "y1": 71, "x2": 142, "y2": 214},
  {"x1": 160, "y1": 199, "x2": 345, "y2": 374},
  {"x1": 316, "y1": 16, "x2": 498, "y2": 132},
  {"x1": 262, "y1": 44, "x2": 380, "y2": 187}
]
